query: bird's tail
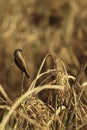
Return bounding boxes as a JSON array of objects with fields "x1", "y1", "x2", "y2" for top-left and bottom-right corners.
[{"x1": 25, "y1": 70, "x2": 30, "y2": 78}]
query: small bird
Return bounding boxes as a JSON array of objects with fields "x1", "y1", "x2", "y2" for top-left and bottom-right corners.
[{"x1": 14, "y1": 49, "x2": 30, "y2": 78}]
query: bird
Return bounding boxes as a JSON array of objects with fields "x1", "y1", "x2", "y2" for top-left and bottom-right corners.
[{"x1": 14, "y1": 49, "x2": 30, "y2": 78}]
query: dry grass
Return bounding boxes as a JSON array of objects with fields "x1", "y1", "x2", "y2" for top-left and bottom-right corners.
[
  {"x1": 0, "y1": 0, "x2": 87, "y2": 130},
  {"x1": 0, "y1": 54, "x2": 87, "y2": 130}
]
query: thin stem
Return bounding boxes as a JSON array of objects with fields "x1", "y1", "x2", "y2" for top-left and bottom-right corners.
[
  {"x1": 74, "y1": 56, "x2": 87, "y2": 87},
  {"x1": 67, "y1": 56, "x2": 87, "y2": 125},
  {"x1": 21, "y1": 73, "x2": 25, "y2": 96}
]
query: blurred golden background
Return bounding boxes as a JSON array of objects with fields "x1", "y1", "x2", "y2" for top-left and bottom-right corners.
[{"x1": 0, "y1": 0, "x2": 87, "y2": 99}]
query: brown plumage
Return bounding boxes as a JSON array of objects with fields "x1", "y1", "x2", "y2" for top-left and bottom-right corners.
[{"x1": 14, "y1": 49, "x2": 30, "y2": 78}]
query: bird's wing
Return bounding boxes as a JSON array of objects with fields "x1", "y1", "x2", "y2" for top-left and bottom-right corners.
[{"x1": 14, "y1": 53, "x2": 26, "y2": 72}]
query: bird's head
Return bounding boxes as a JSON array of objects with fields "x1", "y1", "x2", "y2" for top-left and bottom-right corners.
[{"x1": 14, "y1": 49, "x2": 23, "y2": 56}]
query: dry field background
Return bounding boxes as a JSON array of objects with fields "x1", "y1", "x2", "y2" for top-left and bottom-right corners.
[{"x1": 0, "y1": 0, "x2": 87, "y2": 130}]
